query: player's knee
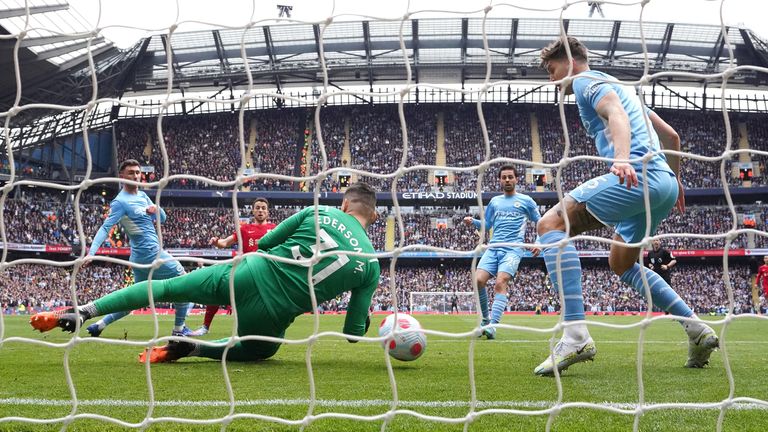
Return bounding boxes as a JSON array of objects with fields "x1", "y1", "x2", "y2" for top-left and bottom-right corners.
[
  {"x1": 609, "y1": 258, "x2": 633, "y2": 277},
  {"x1": 243, "y1": 340, "x2": 281, "y2": 360}
]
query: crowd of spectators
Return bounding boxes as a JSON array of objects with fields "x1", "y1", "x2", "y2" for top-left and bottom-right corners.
[
  {"x1": 1, "y1": 263, "x2": 127, "y2": 314},
  {"x1": 535, "y1": 106, "x2": 762, "y2": 190},
  {"x1": 347, "y1": 104, "x2": 438, "y2": 191},
  {"x1": 3, "y1": 188, "x2": 765, "y2": 251},
  {"x1": 12, "y1": 103, "x2": 768, "y2": 193},
  {"x1": 1, "y1": 252, "x2": 760, "y2": 317},
  {"x1": 444, "y1": 104, "x2": 532, "y2": 191},
  {"x1": 367, "y1": 262, "x2": 757, "y2": 315}
]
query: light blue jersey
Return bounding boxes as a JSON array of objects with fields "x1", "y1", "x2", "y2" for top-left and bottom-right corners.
[
  {"x1": 88, "y1": 190, "x2": 166, "y2": 257},
  {"x1": 88, "y1": 189, "x2": 183, "y2": 280},
  {"x1": 572, "y1": 70, "x2": 672, "y2": 174},
  {"x1": 473, "y1": 193, "x2": 541, "y2": 248},
  {"x1": 473, "y1": 193, "x2": 540, "y2": 277}
]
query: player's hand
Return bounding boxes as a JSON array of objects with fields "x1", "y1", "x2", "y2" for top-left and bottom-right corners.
[
  {"x1": 209, "y1": 237, "x2": 220, "y2": 247},
  {"x1": 610, "y1": 162, "x2": 638, "y2": 189},
  {"x1": 661, "y1": 264, "x2": 668, "y2": 271},
  {"x1": 529, "y1": 247, "x2": 541, "y2": 257},
  {"x1": 463, "y1": 216, "x2": 473, "y2": 226},
  {"x1": 648, "y1": 264, "x2": 654, "y2": 270},
  {"x1": 675, "y1": 179, "x2": 686, "y2": 213},
  {"x1": 145, "y1": 205, "x2": 157, "y2": 215}
]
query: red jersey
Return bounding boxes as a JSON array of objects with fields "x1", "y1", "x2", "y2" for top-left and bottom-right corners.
[
  {"x1": 233, "y1": 222, "x2": 276, "y2": 253},
  {"x1": 757, "y1": 264, "x2": 768, "y2": 296}
]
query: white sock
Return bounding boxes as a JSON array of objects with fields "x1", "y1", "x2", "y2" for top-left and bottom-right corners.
[
  {"x1": 563, "y1": 322, "x2": 590, "y2": 344},
  {"x1": 173, "y1": 325, "x2": 184, "y2": 332},
  {"x1": 680, "y1": 315, "x2": 709, "y2": 338}
]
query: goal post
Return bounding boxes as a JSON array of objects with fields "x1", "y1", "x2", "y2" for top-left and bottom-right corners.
[{"x1": 409, "y1": 291, "x2": 475, "y2": 314}]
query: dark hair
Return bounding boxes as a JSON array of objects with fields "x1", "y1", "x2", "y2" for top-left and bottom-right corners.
[
  {"x1": 498, "y1": 165, "x2": 518, "y2": 179},
  {"x1": 118, "y1": 159, "x2": 141, "y2": 172},
  {"x1": 253, "y1": 197, "x2": 269, "y2": 207},
  {"x1": 344, "y1": 182, "x2": 377, "y2": 212},
  {"x1": 540, "y1": 36, "x2": 589, "y2": 68}
]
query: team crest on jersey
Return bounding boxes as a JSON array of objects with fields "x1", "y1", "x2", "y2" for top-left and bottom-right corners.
[{"x1": 513, "y1": 202, "x2": 521, "y2": 208}]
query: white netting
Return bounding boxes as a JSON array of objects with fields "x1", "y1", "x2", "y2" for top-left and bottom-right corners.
[
  {"x1": 2, "y1": 0, "x2": 768, "y2": 431},
  {"x1": 410, "y1": 291, "x2": 475, "y2": 313}
]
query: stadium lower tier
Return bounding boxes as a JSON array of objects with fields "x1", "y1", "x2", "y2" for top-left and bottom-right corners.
[{"x1": 2, "y1": 261, "x2": 764, "y2": 317}]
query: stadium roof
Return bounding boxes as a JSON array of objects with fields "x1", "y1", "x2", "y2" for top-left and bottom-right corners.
[{"x1": 2, "y1": 8, "x2": 768, "y2": 128}]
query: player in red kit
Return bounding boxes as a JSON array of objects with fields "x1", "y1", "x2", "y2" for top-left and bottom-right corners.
[
  {"x1": 757, "y1": 255, "x2": 768, "y2": 299},
  {"x1": 188, "y1": 198, "x2": 277, "y2": 336}
]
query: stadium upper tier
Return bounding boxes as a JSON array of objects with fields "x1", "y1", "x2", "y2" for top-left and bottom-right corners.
[
  {"x1": 2, "y1": 13, "x2": 768, "y2": 127},
  {"x1": 3, "y1": 104, "x2": 765, "y2": 192}
]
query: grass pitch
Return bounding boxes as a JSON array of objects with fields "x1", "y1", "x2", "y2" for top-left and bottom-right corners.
[{"x1": 1, "y1": 313, "x2": 766, "y2": 431}]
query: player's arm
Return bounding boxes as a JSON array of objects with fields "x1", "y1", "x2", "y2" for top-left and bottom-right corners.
[
  {"x1": 88, "y1": 200, "x2": 125, "y2": 256},
  {"x1": 256, "y1": 208, "x2": 308, "y2": 251},
  {"x1": 464, "y1": 201, "x2": 493, "y2": 231},
  {"x1": 594, "y1": 91, "x2": 637, "y2": 189},
  {"x1": 527, "y1": 198, "x2": 542, "y2": 257},
  {"x1": 210, "y1": 234, "x2": 237, "y2": 249},
  {"x1": 343, "y1": 272, "x2": 378, "y2": 341},
  {"x1": 649, "y1": 111, "x2": 685, "y2": 213},
  {"x1": 143, "y1": 193, "x2": 167, "y2": 224},
  {"x1": 666, "y1": 251, "x2": 677, "y2": 269}
]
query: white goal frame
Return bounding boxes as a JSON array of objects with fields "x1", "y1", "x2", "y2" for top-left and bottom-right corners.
[{"x1": 409, "y1": 291, "x2": 475, "y2": 314}]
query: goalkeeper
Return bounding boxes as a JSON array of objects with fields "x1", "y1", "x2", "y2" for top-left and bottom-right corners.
[{"x1": 30, "y1": 183, "x2": 381, "y2": 363}]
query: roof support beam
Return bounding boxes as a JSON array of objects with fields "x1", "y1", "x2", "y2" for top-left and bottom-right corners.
[
  {"x1": 362, "y1": 21, "x2": 374, "y2": 90},
  {"x1": 160, "y1": 34, "x2": 184, "y2": 94},
  {"x1": 655, "y1": 80, "x2": 703, "y2": 111},
  {"x1": 212, "y1": 30, "x2": 231, "y2": 73},
  {"x1": 35, "y1": 37, "x2": 105, "y2": 61},
  {"x1": 460, "y1": 18, "x2": 468, "y2": 88},
  {"x1": 0, "y1": 4, "x2": 68, "y2": 19},
  {"x1": 655, "y1": 23, "x2": 674, "y2": 67},
  {"x1": 263, "y1": 27, "x2": 282, "y2": 94},
  {"x1": 707, "y1": 27, "x2": 728, "y2": 69},
  {"x1": 508, "y1": 18, "x2": 518, "y2": 63},
  {"x1": 607, "y1": 21, "x2": 621, "y2": 61},
  {"x1": 56, "y1": 43, "x2": 113, "y2": 71},
  {"x1": 412, "y1": 20, "x2": 420, "y2": 84},
  {"x1": 10, "y1": 33, "x2": 97, "y2": 48}
]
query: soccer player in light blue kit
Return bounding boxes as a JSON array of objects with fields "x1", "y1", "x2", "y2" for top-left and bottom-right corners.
[
  {"x1": 463, "y1": 165, "x2": 540, "y2": 339},
  {"x1": 534, "y1": 37, "x2": 718, "y2": 375},
  {"x1": 85, "y1": 159, "x2": 192, "y2": 337}
]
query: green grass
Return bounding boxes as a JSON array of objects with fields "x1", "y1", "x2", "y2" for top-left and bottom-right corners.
[{"x1": 1, "y1": 313, "x2": 766, "y2": 431}]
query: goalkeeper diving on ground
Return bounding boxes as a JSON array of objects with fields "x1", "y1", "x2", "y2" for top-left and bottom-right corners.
[{"x1": 30, "y1": 183, "x2": 380, "y2": 363}]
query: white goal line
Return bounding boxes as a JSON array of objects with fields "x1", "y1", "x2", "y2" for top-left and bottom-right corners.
[{"x1": 2, "y1": 397, "x2": 767, "y2": 411}]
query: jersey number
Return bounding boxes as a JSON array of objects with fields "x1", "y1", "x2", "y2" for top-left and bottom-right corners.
[{"x1": 291, "y1": 228, "x2": 350, "y2": 285}]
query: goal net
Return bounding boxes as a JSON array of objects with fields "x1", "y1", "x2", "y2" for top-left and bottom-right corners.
[
  {"x1": 2, "y1": 0, "x2": 768, "y2": 431},
  {"x1": 410, "y1": 291, "x2": 475, "y2": 314}
]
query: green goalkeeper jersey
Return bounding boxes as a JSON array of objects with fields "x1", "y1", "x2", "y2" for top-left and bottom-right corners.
[{"x1": 249, "y1": 206, "x2": 380, "y2": 337}]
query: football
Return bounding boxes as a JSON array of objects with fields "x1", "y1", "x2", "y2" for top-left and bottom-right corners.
[{"x1": 378, "y1": 313, "x2": 427, "y2": 361}]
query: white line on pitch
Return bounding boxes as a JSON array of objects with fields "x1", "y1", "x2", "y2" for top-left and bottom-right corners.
[{"x1": 1, "y1": 398, "x2": 766, "y2": 411}]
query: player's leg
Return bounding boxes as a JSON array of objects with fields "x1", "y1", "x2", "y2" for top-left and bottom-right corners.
[
  {"x1": 152, "y1": 251, "x2": 194, "y2": 335},
  {"x1": 486, "y1": 251, "x2": 522, "y2": 339},
  {"x1": 611, "y1": 170, "x2": 718, "y2": 367},
  {"x1": 534, "y1": 178, "x2": 610, "y2": 375},
  {"x1": 189, "y1": 305, "x2": 219, "y2": 336},
  {"x1": 476, "y1": 251, "x2": 496, "y2": 326},
  {"x1": 31, "y1": 262, "x2": 238, "y2": 333},
  {"x1": 141, "y1": 262, "x2": 285, "y2": 363},
  {"x1": 85, "y1": 266, "x2": 151, "y2": 337}
]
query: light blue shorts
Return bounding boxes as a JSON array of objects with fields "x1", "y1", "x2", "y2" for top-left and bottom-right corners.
[
  {"x1": 131, "y1": 250, "x2": 185, "y2": 282},
  {"x1": 478, "y1": 247, "x2": 523, "y2": 277},
  {"x1": 568, "y1": 169, "x2": 678, "y2": 244}
]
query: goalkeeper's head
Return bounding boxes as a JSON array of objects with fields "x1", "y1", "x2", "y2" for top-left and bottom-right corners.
[{"x1": 342, "y1": 182, "x2": 378, "y2": 228}]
